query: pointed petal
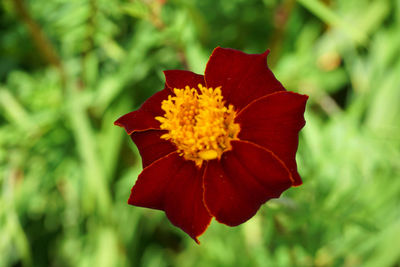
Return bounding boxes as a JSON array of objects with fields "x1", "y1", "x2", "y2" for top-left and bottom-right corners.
[
  {"x1": 129, "y1": 153, "x2": 212, "y2": 243},
  {"x1": 128, "y1": 153, "x2": 178, "y2": 211},
  {"x1": 114, "y1": 87, "x2": 171, "y2": 134},
  {"x1": 205, "y1": 47, "x2": 285, "y2": 111},
  {"x1": 164, "y1": 70, "x2": 205, "y2": 90},
  {"x1": 236, "y1": 91, "x2": 308, "y2": 186},
  {"x1": 163, "y1": 162, "x2": 212, "y2": 243},
  {"x1": 131, "y1": 130, "x2": 177, "y2": 168},
  {"x1": 203, "y1": 140, "x2": 292, "y2": 226}
]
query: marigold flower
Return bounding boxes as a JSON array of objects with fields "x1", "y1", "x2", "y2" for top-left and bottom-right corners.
[{"x1": 115, "y1": 47, "x2": 308, "y2": 243}]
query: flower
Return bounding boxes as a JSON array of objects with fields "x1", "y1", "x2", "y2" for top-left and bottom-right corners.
[{"x1": 114, "y1": 47, "x2": 308, "y2": 243}]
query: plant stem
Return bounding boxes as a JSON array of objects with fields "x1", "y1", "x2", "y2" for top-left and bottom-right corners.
[{"x1": 11, "y1": 0, "x2": 66, "y2": 85}]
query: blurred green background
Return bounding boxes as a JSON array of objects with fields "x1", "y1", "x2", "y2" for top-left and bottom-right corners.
[{"x1": 1, "y1": 0, "x2": 400, "y2": 266}]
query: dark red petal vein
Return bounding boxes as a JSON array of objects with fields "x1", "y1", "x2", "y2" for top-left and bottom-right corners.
[
  {"x1": 236, "y1": 91, "x2": 308, "y2": 186},
  {"x1": 131, "y1": 130, "x2": 177, "y2": 168},
  {"x1": 205, "y1": 47, "x2": 285, "y2": 111},
  {"x1": 203, "y1": 140, "x2": 292, "y2": 226},
  {"x1": 129, "y1": 152, "x2": 212, "y2": 243},
  {"x1": 114, "y1": 87, "x2": 171, "y2": 134}
]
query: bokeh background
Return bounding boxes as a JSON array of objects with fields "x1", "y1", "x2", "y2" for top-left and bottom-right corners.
[{"x1": 1, "y1": 0, "x2": 400, "y2": 266}]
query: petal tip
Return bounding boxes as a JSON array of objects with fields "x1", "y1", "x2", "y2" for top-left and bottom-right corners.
[
  {"x1": 192, "y1": 236, "x2": 201, "y2": 244},
  {"x1": 187, "y1": 213, "x2": 213, "y2": 244},
  {"x1": 213, "y1": 46, "x2": 222, "y2": 52},
  {"x1": 263, "y1": 49, "x2": 271, "y2": 57},
  {"x1": 114, "y1": 116, "x2": 134, "y2": 135},
  {"x1": 298, "y1": 93, "x2": 309, "y2": 107},
  {"x1": 207, "y1": 46, "x2": 222, "y2": 61},
  {"x1": 114, "y1": 120, "x2": 122, "y2": 127},
  {"x1": 292, "y1": 180, "x2": 303, "y2": 187}
]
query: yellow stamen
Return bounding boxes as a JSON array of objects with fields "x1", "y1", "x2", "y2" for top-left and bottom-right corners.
[{"x1": 156, "y1": 84, "x2": 240, "y2": 167}]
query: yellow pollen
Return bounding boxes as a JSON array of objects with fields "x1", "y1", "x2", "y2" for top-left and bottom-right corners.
[{"x1": 156, "y1": 84, "x2": 240, "y2": 167}]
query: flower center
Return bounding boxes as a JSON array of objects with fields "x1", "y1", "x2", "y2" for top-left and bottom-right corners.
[{"x1": 156, "y1": 84, "x2": 240, "y2": 167}]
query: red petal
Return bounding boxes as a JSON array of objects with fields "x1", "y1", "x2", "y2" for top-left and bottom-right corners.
[
  {"x1": 236, "y1": 91, "x2": 308, "y2": 186},
  {"x1": 115, "y1": 71, "x2": 204, "y2": 134},
  {"x1": 203, "y1": 140, "x2": 292, "y2": 226},
  {"x1": 164, "y1": 70, "x2": 205, "y2": 90},
  {"x1": 114, "y1": 87, "x2": 171, "y2": 134},
  {"x1": 131, "y1": 130, "x2": 177, "y2": 168},
  {"x1": 129, "y1": 153, "x2": 212, "y2": 243},
  {"x1": 205, "y1": 47, "x2": 285, "y2": 111}
]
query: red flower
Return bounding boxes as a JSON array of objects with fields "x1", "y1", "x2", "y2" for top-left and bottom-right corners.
[{"x1": 115, "y1": 47, "x2": 308, "y2": 243}]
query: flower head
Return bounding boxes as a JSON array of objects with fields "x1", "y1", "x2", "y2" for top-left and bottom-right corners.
[
  {"x1": 115, "y1": 47, "x2": 308, "y2": 243},
  {"x1": 155, "y1": 85, "x2": 240, "y2": 166}
]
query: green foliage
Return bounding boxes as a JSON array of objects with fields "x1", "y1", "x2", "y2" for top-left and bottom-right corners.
[{"x1": 1, "y1": 0, "x2": 399, "y2": 266}]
